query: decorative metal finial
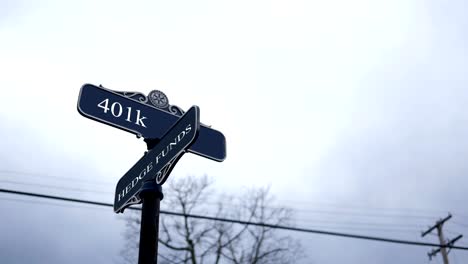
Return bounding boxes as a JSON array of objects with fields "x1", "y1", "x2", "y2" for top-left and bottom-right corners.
[
  {"x1": 111, "y1": 86, "x2": 185, "y2": 117},
  {"x1": 148, "y1": 90, "x2": 169, "y2": 109}
]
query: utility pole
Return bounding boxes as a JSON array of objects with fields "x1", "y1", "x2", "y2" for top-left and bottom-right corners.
[{"x1": 421, "y1": 213, "x2": 463, "y2": 264}]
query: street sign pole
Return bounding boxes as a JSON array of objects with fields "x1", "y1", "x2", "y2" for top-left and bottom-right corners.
[
  {"x1": 138, "y1": 138, "x2": 163, "y2": 264},
  {"x1": 116, "y1": 106, "x2": 201, "y2": 264},
  {"x1": 138, "y1": 181, "x2": 163, "y2": 264}
]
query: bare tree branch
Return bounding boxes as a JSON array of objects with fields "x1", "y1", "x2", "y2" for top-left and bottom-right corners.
[{"x1": 120, "y1": 176, "x2": 303, "y2": 264}]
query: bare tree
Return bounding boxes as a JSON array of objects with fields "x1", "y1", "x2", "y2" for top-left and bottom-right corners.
[
  {"x1": 223, "y1": 187, "x2": 302, "y2": 264},
  {"x1": 120, "y1": 175, "x2": 302, "y2": 264}
]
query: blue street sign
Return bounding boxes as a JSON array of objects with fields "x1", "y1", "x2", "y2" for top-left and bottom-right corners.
[
  {"x1": 114, "y1": 106, "x2": 200, "y2": 213},
  {"x1": 77, "y1": 84, "x2": 226, "y2": 162}
]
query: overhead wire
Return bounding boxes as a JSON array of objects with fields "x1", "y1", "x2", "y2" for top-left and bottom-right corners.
[
  {"x1": 275, "y1": 198, "x2": 449, "y2": 215},
  {"x1": 288, "y1": 225, "x2": 423, "y2": 235},
  {"x1": 281, "y1": 216, "x2": 423, "y2": 227},
  {"x1": 179, "y1": 209, "x2": 426, "y2": 234},
  {"x1": 0, "y1": 177, "x2": 461, "y2": 235},
  {"x1": 452, "y1": 221, "x2": 468, "y2": 229},
  {"x1": 1, "y1": 177, "x2": 465, "y2": 241},
  {"x1": 1, "y1": 170, "x2": 464, "y2": 223},
  {"x1": 0, "y1": 197, "x2": 108, "y2": 212},
  {"x1": 0, "y1": 169, "x2": 113, "y2": 185},
  {"x1": 200, "y1": 201, "x2": 442, "y2": 219},
  {"x1": 2, "y1": 170, "x2": 466, "y2": 243},
  {"x1": 0, "y1": 170, "x2": 455, "y2": 215},
  {"x1": 1, "y1": 188, "x2": 468, "y2": 251},
  {"x1": 0, "y1": 180, "x2": 113, "y2": 194},
  {"x1": 278, "y1": 207, "x2": 442, "y2": 219},
  {"x1": 0, "y1": 179, "x2": 442, "y2": 222}
]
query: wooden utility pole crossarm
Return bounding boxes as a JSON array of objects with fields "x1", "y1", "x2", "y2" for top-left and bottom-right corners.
[
  {"x1": 421, "y1": 214, "x2": 451, "y2": 237},
  {"x1": 421, "y1": 213, "x2": 463, "y2": 264}
]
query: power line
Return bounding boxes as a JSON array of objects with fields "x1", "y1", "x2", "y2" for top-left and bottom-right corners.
[
  {"x1": 1, "y1": 197, "x2": 107, "y2": 212},
  {"x1": 214, "y1": 201, "x2": 442, "y2": 219},
  {"x1": 0, "y1": 178, "x2": 464, "y2": 238},
  {"x1": 290, "y1": 224, "x2": 424, "y2": 234},
  {"x1": 2, "y1": 170, "x2": 465, "y2": 223},
  {"x1": 1, "y1": 188, "x2": 468, "y2": 251},
  {"x1": 0, "y1": 178, "x2": 445, "y2": 221},
  {"x1": 182, "y1": 208, "x2": 427, "y2": 229},
  {"x1": 452, "y1": 221, "x2": 468, "y2": 229},
  {"x1": 0, "y1": 169, "x2": 113, "y2": 185},
  {"x1": 0, "y1": 180, "x2": 112, "y2": 194},
  {"x1": 276, "y1": 198, "x2": 449, "y2": 215},
  {"x1": 288, "y1": 208, "x2": 440, "y2": 220},
  {"x1": 0, "y1": 188, "x2": 115, "y2": 207},
  {"x1": 285, "y1": 217, "x2": 423, "y2": 228},
  {"x1": 0, "y1": 170, "x2": 456, "y2": 217},
  {"x1": 164, "y1": 208, "x2": 426, "y2": 233}
]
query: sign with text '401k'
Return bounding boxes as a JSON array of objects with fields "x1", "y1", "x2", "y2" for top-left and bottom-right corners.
[{"x1": 77, "y1": 84, "x2": 226, "y2": 162}]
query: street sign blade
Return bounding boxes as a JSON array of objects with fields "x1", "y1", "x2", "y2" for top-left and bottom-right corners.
[
  {"x1": 114, "y1": 106, "x2": 200, "y2": 213},
  {"x1": 77, "y1": 84, "x2": 226, "y2": 161}
]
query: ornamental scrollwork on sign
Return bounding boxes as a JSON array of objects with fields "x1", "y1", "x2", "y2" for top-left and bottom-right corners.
[
  {"x1": 147, "y1": 90, "x2": 185, "y2": 117},
  {"x1": 110, "y1": 89, "x2": 149, "y2": 104},
  {"x1": 155, "y1": 153, "x2": 183, "y2": 184},
  {"x1": 122, "y1": 92, "x2": 149, "y2": 103},
  {"x1": 168, "y1": 105, "x2": 185, "y2": 116},
  {"x1": 119, "y1": 196, "x2": 141, "y2": 213},
  {"x1": 99, "y1": 85, "x2": 187, "y2": 118}
]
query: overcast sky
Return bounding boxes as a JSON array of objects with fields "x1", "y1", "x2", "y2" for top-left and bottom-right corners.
[{"x1": 1, "y1": 0, "x2": 468, "y2": 263}]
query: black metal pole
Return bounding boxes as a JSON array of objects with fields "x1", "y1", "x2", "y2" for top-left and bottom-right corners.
[{"x1": 138, "y1": 181, "x2": 163, "y2": 264}]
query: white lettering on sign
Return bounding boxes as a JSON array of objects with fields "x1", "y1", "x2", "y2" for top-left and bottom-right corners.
[
  {"x1": 135, "y1": 110, "x2": 147, "y2": 127},
  {"x1": 97, "y1": 98, "x2": 110, "y2": 113},
  {"x1": 117, "y1": 123, "x2": 193, "y2": 202},
  {"x1": 97, "y1": 98, "x2": 147, "y2": 127},
  {"x1": 111, "y1": 102, "x2": 123, "y2": 117}
]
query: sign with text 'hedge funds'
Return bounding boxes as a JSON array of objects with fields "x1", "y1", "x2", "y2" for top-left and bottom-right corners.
[
  {"x1": 77, "y1": 84, "x2": 225, "y2": 162},
  {"x1": 114, "y1": 106, "x2": 200, "y2": 213}
]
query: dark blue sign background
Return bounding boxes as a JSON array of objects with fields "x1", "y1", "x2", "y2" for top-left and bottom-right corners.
[
  {"x1": 114, "y1": 106, "x2": 200, "y2": 213},
  {"x1": 77, "y1": 84, "x2": 226, "y2": 161}
]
